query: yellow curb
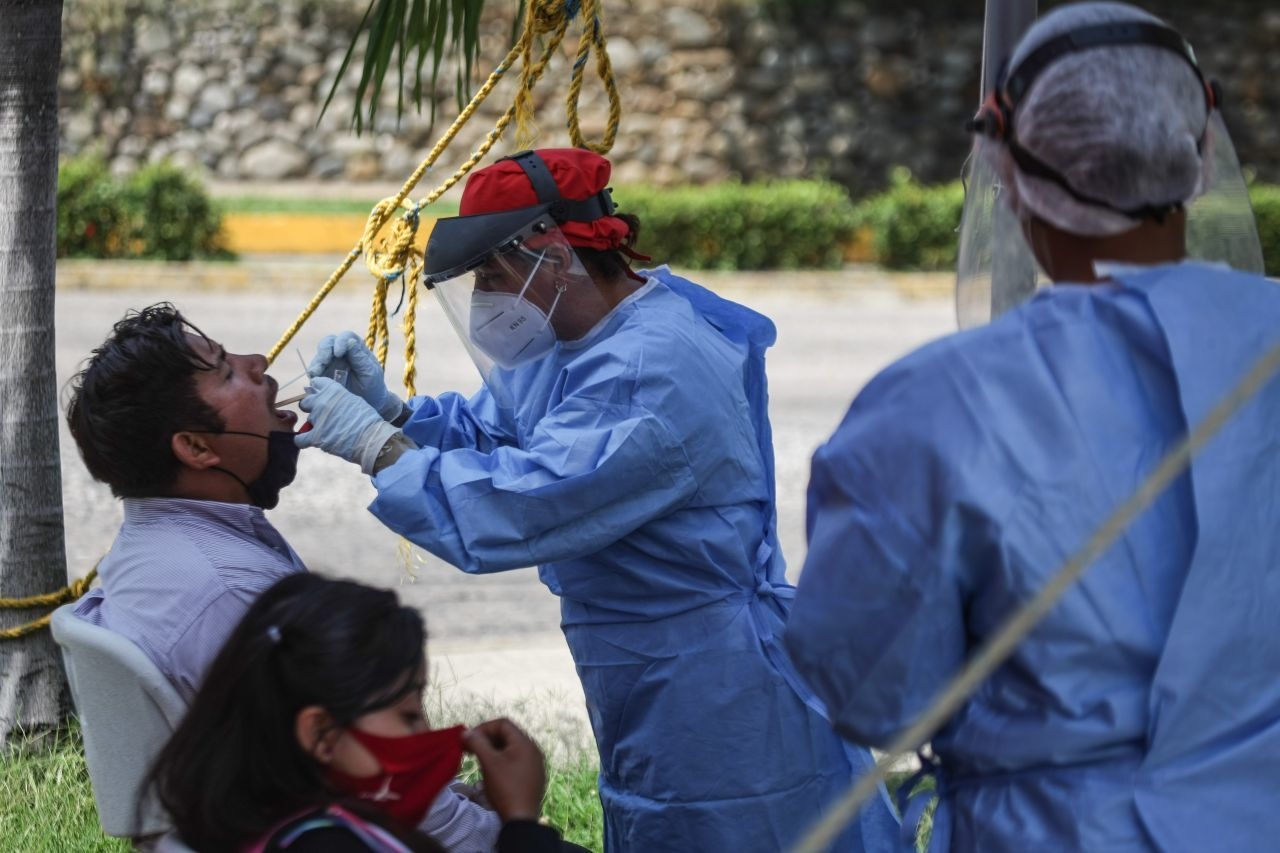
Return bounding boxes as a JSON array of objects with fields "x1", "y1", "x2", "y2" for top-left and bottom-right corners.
[
  {"x1": 212, "y1": 213, "x2": 953, "y2": 300},
  {"x1": 220, "y1": 213, "x2": 436, "y2": 255}
]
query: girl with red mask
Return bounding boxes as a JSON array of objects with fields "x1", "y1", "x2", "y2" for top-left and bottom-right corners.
[{"x1": 149, "y1": 573, "x2": 578, "y2": 853}]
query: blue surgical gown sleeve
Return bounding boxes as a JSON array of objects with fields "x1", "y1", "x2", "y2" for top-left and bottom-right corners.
[
  {"x1": 371, "y1": 349, "x2": 699, "y2": 574},
  {"x1": 786, "y1": 360, "x2": 971, "y2": 749},
  {"x1": 403, "y1": 388, "x2": 517, "y2": 452}
]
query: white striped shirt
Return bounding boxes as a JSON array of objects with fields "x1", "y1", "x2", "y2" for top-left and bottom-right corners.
[{"x1": 74, "y1": 497, "x2": 307, "y2": 702}]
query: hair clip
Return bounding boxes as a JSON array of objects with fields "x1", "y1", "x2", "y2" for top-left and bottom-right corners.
[{"x1": 266, "y1": 625, "x2": 283, "y2": 645}]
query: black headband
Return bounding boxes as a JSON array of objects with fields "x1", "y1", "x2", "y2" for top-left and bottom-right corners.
[
  {"x1": 502, "y1": 150, "x2": 617, "y2": 225},
  {"x1": 976, "y1": 21, "x2": 1216, "y2": 223},
  {"x1": 1001, "y1": 22, "x2": 1205, "y2": 107}
]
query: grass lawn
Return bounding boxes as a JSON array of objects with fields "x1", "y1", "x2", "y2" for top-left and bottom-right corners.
[
  {"x1": 1, "y1": 712, "x2": 929, "y2": 852},
  {"x1": 2, "y1": 677, "x2": 606, "y2": 853},
  {"x1": 0, "y1": 727, "x2": 128, "y2": 852},
  {"x1": 217, "y1": 196, "x2": 460, "y2": 217},
  {"x1": 0, "y1": 722, "x2": 603, "y2": 852}
]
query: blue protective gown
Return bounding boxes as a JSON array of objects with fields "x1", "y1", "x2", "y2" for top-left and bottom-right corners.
[
  {"x1": 785, "y1": 262, "x2": 1280, "y2": 852},
  {"x1": 371, "y1": 267, "x2": 898, "y2": 852}
]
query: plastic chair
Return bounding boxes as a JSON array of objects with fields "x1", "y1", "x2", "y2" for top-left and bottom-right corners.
[{"x1": 50, "y1": 603, "x2": 187, "y2": 839}]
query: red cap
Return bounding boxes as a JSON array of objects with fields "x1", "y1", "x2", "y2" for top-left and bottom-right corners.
[{"x1": 459, "y1": 148, "x2": 631, "y2": 252}]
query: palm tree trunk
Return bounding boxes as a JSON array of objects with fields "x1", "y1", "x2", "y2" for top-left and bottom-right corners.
[{"x1": 0, "y1": 0, "x2": 71, "y2": 741}]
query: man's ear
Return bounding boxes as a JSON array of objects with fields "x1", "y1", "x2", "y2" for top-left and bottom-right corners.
[
  {"x1": 296, "y1": 706, "x2": 342, "y2": 764},
  {"x1": 171, "y1": 431, "x2": 220, "y2": 471}
]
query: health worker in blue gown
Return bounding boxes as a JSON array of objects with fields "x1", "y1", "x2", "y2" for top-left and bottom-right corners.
[
  {"x1": 786, "y1": 4, "x2": 1280, "y2": 852},
  {"x1": 295, "y1": 148, "x2": 898, "y2": 852}
]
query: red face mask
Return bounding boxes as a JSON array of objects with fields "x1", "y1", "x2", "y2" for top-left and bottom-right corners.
[{"x1": 327, "y1": 724, "x2": 466, "y2": 827}]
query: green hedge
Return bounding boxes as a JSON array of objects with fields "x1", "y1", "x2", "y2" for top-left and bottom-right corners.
[
  {"x1": 57, "y1": 154, "x2": 231, "y2": 260},
  {"x1": 616, "y1": 180, "x2": 857, "y2": 271},
  {"x1": 851, "y1": 169, "x2": 964, "y2": 271},
  {"x1": 123, "y1": 162, "x2": 228, "y2": 259},
  {"x1": 56, "y1": 155, "x2": 131, "y2": 258},
  {"x1": 54, "y1": 154, "x2": 1280, "y2": 275},
  {"x1": 853, "y1": 170, "x2": 1280, "y2": 276},
  {"x1": 1248, "y1": 184, "x2": 1280, "y2": 276}
]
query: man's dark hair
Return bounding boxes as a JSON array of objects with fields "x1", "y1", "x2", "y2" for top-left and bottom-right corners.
[
  {"x1": 66, "y1": 303, "x2": 225, "y2": 498},
  {"x1": 150, "y1": 573, "x2": 435, "y2": 851}
]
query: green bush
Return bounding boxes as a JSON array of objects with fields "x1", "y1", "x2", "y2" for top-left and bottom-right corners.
[
  {"x1": 852, "y1": 168, "x2": 965, "y2": 271},
  {"x1": 1248, "y1": 183, "x2": 1280, "y2": 276},
  {"x1": 850, "y1": 172, "x2": 1280, "y2": 275},
  {"x1": 56, "y1": 154, "x2": 230, "y2": 261},
  {"x1": 56, "y1": 155, "x2": 130, "y2": 259},
  {"x1": 122, "y1": 162, "x2": 230, "y2": 260},
  {"x1": 616, "y1": 180, "x2": 857, "y2": 271}
]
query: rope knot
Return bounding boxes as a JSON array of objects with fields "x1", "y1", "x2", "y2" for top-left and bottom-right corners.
[
  {"x1": 528, "y1": 0, "x2": 576, "y2": 34},
  {"x1": 364, "y1": 198, "x2": 423, "y2": 285},
  {"x1": 69, "y1": 573, "x2": 95, "y2": 599}
]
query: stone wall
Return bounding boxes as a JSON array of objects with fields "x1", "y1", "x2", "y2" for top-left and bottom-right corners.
[{"x1": 57, "y1": 0, "x2": 1280, "y2": 194}]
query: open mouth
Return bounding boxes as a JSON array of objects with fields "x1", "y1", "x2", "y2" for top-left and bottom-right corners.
[
  {"x1": 274, "y1": 407, "x2": 299, "y2": 429},
  {"x1": 268, "y1": 377, "x2": 300, "y2": 429}
]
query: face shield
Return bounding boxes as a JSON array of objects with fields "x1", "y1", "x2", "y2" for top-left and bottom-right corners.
[
  {"x1": 956, "y1": 146, "x2": 1048, "y2": 329},
  {"x1": 957, "y1": 115, "x2": 1264, "y2": 328},
  {"x1": 956, "y1": 21, "x2": 1265, "y2": 329},
  {"x1": 424, "y1": 204, "x2": 612, "y2": 405}
]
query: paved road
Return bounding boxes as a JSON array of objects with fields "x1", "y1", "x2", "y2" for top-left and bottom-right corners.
[{"x1": 54, "y1": 264, "x2": 956, "y2": 729}]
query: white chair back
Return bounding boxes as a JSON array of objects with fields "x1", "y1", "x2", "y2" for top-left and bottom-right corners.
[{"x1": 50, "y1": 604, "x2": 187, "y2": 838}]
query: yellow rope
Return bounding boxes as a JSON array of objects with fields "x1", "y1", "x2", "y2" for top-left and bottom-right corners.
[
  {"x1": 515, "y1": 0, "x2": 576, "y2": 147},
  {"x1": 0, "y1": 4, "x2": 614, "y2": 639},
  {"x1": 366, "y1": 270, "x2": 391, "y2": 367},
  {"x1": 266, "y1": 0, "x2": 623, "y2": 412},
  {"x1": 259, "y1": 0, "x2": 622, "y2": 587},
  {"x1": 402, "y1": 259, "x2": 420, "y2": 396},
  {"x1": 0, "y1": 568, "x2": 99, "y2": 641},
  {"x1": 566, "y1": 0, "x2": 622, "y2": 153},
  {"x1": 266, "y1": 0, "x2": 602, "y2": 369}
]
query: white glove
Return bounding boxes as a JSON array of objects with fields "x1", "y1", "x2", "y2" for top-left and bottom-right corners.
[
  {"x1": 307, "y1": 331, "x2": 405, "y2": 422},
  {"x1": 295, "y1": 377, "x2": 401, "y2": 475}
]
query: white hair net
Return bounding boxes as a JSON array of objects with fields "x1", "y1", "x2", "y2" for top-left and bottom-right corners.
[{"x1": 983, "y1": 2, "x2": 1211, "y2": 237}]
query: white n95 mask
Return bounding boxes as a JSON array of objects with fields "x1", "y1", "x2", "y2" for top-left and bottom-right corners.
[
  {"x1": 425, "y1": 209, "x2": 605, "y2": 408},
  {"x1": 468, "y1": 254, "x2": 562, "y2": 369}
]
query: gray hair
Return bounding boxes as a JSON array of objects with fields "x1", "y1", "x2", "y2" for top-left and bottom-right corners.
[{"x1": 985, "y1": 2, "x2": 1211, "y2": 236}]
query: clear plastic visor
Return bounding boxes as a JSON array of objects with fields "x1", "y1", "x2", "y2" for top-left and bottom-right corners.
[
  {"x1": 956, "y1": 112, "x2": 1265, "y2": 329},
  {"x1": 426, "y1": 216, "x2": 611, "y2": 403},
  {"x1": 955, "y1": 150, "x2": 1048, "y2": 329}
]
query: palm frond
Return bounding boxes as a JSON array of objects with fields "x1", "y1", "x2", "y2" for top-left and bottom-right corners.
[{"x1": 324, "y1": 0, "x2": 521, "y2": 134}]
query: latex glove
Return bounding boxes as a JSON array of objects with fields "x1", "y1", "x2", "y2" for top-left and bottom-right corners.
[
  {"x1": 463, "y1": 719, "x2": 546, "y2": 822},
  {"x1": 307, "y1": 331, "x2": 404, "y2": 422},
  {"x1": 295, "y1": 377, "x2": 401, "y2": 475}
]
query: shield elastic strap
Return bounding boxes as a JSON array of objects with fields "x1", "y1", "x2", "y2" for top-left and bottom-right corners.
[
  {"x1": 504, "y1": 150, "x2": 617, "y2": 225},
  {"x1": 980, "y1": 22, "x2": 1219, "y2": 222}
]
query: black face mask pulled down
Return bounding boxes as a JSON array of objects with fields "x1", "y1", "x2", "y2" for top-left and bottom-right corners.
[{"x1": 201, "y1": 430, "x2": 300, "y2": 510}]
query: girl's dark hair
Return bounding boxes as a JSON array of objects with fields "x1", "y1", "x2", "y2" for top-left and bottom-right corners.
[
  {"x1": 66, "y1": 303, "x2": 224, "y2": 497},
  {"x1": 578, "y1": 212, "x2": 644, "y2": 282},
  {"x1": 151, "y1": 573, "x2": 429, "y2": 852}
]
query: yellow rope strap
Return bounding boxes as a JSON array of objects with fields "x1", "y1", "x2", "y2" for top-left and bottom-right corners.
[
  {"x1": 0, "y1": 567, "x2": 99, "y2": 641},
  {"x1": 566, "y1": 0, "x2": 621, "y2": 154},
  {"x1": 0, "y1": 1, "x2": 622, "y2": 641},
  {"x1": 267, "y1": 0, "x2": 623, "y2": 388}
]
